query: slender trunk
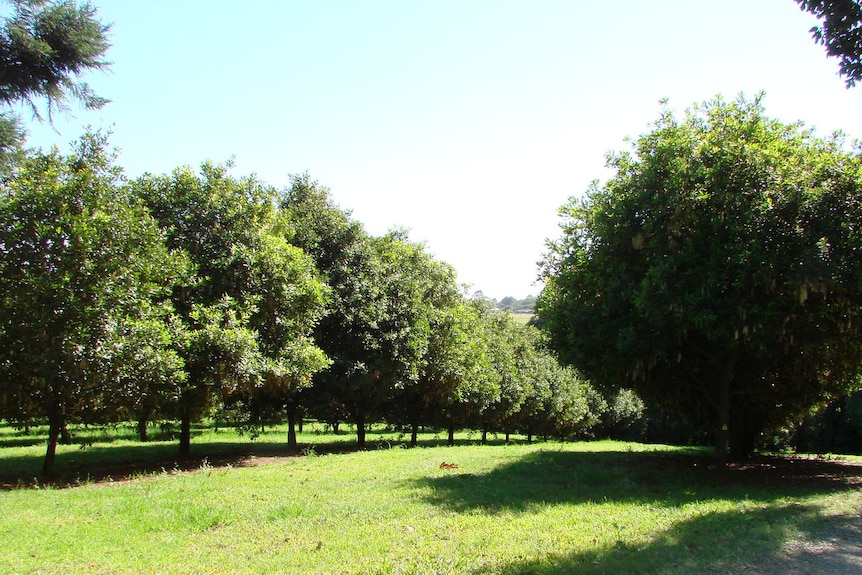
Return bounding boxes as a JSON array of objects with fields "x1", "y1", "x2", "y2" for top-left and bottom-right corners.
[
  {"x1": 410, "y1": 422, "x2": 419, "y2": 447},
  {"x1": 714, "y1": 350, "x2": 738, "y2": 465},
  {"x1": 286, "y1": 408, "x2": 298, "y2": 449},
  {"x1": 447, "y1": 421, "x2": 455, "y2": 446},
  {"x1": 179, "y1": 412, "x2": 191, "y2": 458},
  {"x1": 298, "y1": 418, "x2": 303, "y2": 433},
  {"x1": 42, "y1": 415, "x2": 61, "y2": 477},
  {"x1": 333, "y1": 422, "x2": 340, "y2": 434},
  {"x1": 356, "y1": 414, "x2": 366, "y2": 448},
  {"x1": 527, "y1": 424, "x2": 533, "y2": 443},
  {"x1": 481, "y1": 426, "x2": 488, "y2": 445},
  {"x1": 59, "y1": 419, "x2": 72, "y2": 445},
  {"x1": 137, "y1": 415, "x2": 149, "y2": 442},
  {"x1": 505, "y1": 431, "x2": 510, "y2": 443}
]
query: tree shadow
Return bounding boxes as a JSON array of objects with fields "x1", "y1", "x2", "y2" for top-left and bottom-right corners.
[
  {"x1": 420, "y1": 449, "x2": 861, "y2": 510},
  {"x1": 0, "y1": 439, "x2": 304, "y2": 489},
  {"x1": 0, "y1": 422, "x2": 429, "y2": 488},
  {"x1": 0, "y1": 425, "x2": 468, "y2": 489},
  {"x1": 469, "y1": 504, "x2": 862, "y2": 574},
  {"x1": 0, "y1": 436, "x2": 45, "y2": 448},
  {"x1": 411, "y1": 449, "x2": 862, "y2": 574}
]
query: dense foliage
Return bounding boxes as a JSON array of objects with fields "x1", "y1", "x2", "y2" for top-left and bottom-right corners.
[
  {"x1": 538, "y1": 95, "x2": 862, "y2": 459},
  {"x1": 0, "y1": 149, "x2": 621, "y2": 475},
  {"x1": 5, "y1": 2, "x2": 862, "y2": 479},
  {"x1": 796, "y1": 0, "x2": 862, "y2": 87},
  {"x1": 129, "y1": 164, "x2": 330, "y2": 457},
  {"x1": 0, "y1": 0, "x2": 110, "y2": 165},
  {"x1": 0, "y1": 134, "x2": 186, "y2": 474}
]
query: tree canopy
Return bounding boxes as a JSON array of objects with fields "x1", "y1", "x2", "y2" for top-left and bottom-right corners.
[
  {"x1": 0, "y1": 0, "x2": 110, "y2": 160},
  {"x1": 796, "y1": 0, "x2": 862, "y2": 87},
  {"x1": 0, "y1": 153, "x2": 621, "y2": 475},
  {"x1": 0, "y1": 133, "x2": 185, "y2": 475},
  {"x1": 537, "y1": 94, "x2": 862, "y2": 459},
  {"x1": 131, "y1": 164, "x2": 329, "y2": 457}
]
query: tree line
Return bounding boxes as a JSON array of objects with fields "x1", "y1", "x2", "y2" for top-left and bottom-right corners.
[
  {"x1": 473, "y1": 294, "x2": 538, "y2": 314},
  {"x1": 4, "y1": 1, "x2": 862, "y2": 475},
  {"x1": 0, "y1": 135, "x2": 646, "y2": 475},
  {"x1": 0, "y1": 0, "x2": 636, "y2": 477}
]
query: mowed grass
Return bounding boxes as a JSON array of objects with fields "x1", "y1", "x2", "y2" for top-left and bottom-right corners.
[
  {"x1": 1, "y1": 426, "x2": 861, "y2": 574},
  {"x1": 0, "y1": 422, "x2": 369, "y2": 485},
  {"x1": 510, "y1": 312, "x2": 534, "y2": 325}
]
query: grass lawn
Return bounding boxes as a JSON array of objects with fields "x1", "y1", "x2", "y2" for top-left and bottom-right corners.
[
  {"x1": 1, "y1": 424, "x2": 860, "y2": 574},
  {"x1": 510, "y1": 312, "x2": 534, "y2": 325}
]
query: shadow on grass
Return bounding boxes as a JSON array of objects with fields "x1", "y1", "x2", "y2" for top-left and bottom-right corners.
[
  {"x1": 0, "y1": 421, "x2": 519, "y2": 489},
  {"x1": 471, "y1": 504, "x2": 862, "y2": 574},
  {"x1": 0, "y1": 436, "x2": 45, "y2": 448},
  {"x1": 421, "y1": 449, "x2": 862, "y2": 509},
  {"x1": 411, "y1": 449, "x2": 862, "y2": 574},
  {"x1": 0, "y1": 436, "x2": 304, "y2": 490}
]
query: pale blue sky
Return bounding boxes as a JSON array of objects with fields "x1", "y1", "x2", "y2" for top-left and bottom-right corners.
[{"x1": 20, "y1": 0, "x2": 862, "y2": 300}]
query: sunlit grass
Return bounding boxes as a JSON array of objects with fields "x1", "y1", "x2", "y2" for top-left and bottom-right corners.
[
  {"x1": 510, "y1": 312, "x2": 534, "y2": 325},
  {"x1": 0, "y1": 420, "x2": 417, "y2": 483},
  {"x1": 1, "y1": 431, "x2": 860, "y2": 574}
]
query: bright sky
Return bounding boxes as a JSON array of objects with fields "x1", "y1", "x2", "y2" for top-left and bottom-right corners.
[{"x1": 20, "y1": 0, "x2": 862, "y2": 300}]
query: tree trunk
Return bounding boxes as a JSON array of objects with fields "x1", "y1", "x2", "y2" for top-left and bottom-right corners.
[
  {"x1": 714, "y1": 350, "x2": 738, "y2": 465},
  {"x1": 356, "y1": 414, "x2": 366, "y2": 448},
  {"x1": 410, "y1": 422, "x2": 419, "y2": 447},
  {"x1": 481, "y1": 426, "x2": 488, "y2": 445},
  {"x1": 286, "y1": 407, "x2": 298, "y2": 449},
  {"x1": 59, "y1": 419, "x2": 72, "y2": 445},
  {"x1": 137, "y1": 416, "x2": 149, "y2": 442},
  {"x1": 447, "y1": 421, "x2": 455, "y2": 446},
  {"x1": 729, "y1": 401, "x2": 761, "y2": 460},
  {"x1": 42, "y1": 415, "x2": 61, "y2": 477},
  {"x1": 179, "y1": 412, "x2": 191, "y2": 458},
  {"x1": 505, "y1": 431, "x2": 510, "y2": 443}
]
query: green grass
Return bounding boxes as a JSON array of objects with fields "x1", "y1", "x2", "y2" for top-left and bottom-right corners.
[
  {"x1": 1, "y1": 426, "x2": 861, "y2": 574},
  {"x1": 0, "y1": 422, "x2": 479, "y2": 485},
  {"x1": 510, "y1": 312, "x2": 534, "y2": 325}
]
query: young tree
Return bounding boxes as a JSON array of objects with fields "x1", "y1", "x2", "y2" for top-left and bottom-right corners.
[
  {"x1": 475, "y1": 312, "x2": 532, "y2": 443},
  {"x1": 536, "y1": 365, "x2": 602, "y2": 441},
  {"x1": 305, "y1": 228, "x2": 461, "y2": 448},
  {"x1": 538, "y1": 94, "x2": 862, "y2": 460},
  {"x1": 0, "y1": 133, "x2": 185, "y2": 475},
  {"x1": 102, "y1": 315, "x2": 187, "y2": 442},
  {"x1": 381, "y1": 239, "x2": 464, "y2": 446},
  {"x1": 386, "y1": 301, "x2": 465, "y2": 446},
  {"x1": 132, "y1": 163, "x2": 328, "y2": 456},
  {"x1": 435, "y1": 300, "x2": 503, "y2": 445},
  {"x1": 280, "y1": 176, "x2": 387, "y2": 448},
  {"x1": 223, "y1": 223, "x2": 331, "y2": 447}
]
